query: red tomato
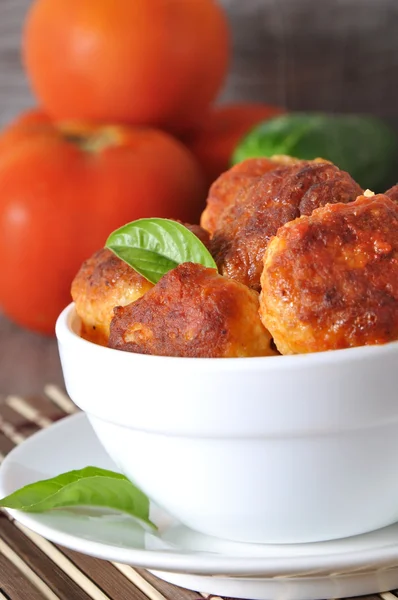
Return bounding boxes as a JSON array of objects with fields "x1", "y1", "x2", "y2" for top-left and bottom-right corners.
[
  {"x1": 186, "y1": 103, "x2": 285, "y2": 186},
  {"x1": 23, "y1": 0, "x2": 230, "y2": 135},
  {"x1": 0, "y1": 110, "x2": 206, "y2": 335}
]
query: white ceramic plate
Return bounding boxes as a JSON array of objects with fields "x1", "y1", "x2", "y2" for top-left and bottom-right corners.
[{"x1": 1, "y1": 413, "x2": 398, "y2": 600}]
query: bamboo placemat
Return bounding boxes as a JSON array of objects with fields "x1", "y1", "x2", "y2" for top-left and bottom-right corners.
[{"x1": 0, "y1": 385, "x2": 397, "y2": 600}]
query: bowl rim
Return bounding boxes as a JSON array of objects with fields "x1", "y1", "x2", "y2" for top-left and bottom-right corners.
[{"x1": 56, "y1": 303, "x2": 398, "y2": 371}]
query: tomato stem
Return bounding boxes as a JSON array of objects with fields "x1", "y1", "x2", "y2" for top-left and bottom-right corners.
[{"x1": 62, "y1": 128, "x2": 120, "y2": 154}]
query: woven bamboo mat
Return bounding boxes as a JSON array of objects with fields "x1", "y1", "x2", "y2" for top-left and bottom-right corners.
[{"x1": 0, "y1": 386, "x2": 397, "y2": 600}]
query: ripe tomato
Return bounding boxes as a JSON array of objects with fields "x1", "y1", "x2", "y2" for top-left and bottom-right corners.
[
  {"x1": 187, "y1": 103, "x2": 285, "y2": 186},
  {"x1": 23, "y1": 0, "x2": 230, "y2": 135},
  {"x1": 0, "y1": 110, "x2": 205, "y2": 335}
]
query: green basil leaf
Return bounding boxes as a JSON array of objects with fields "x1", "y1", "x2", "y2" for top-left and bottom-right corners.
[
  {"x1": 232, "y1": 113, "x2": 398, "y2": 192},
  {"x1": 0, "y1": 466, "x2": 156, "y2": 529},
  {"x1": 105, "y1": 218, "x2": 217, "y2": 284}
]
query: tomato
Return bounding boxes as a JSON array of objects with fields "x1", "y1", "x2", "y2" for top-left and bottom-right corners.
[
  {"x1": 186, "y1": 103, "x2": 285, "y2": 186},
  {"x1": 0, "y1": 111, "x2": 206, "y2": 335},
  {"x1": 23, "y1": 0, "x2": 230, "y2": 135}
]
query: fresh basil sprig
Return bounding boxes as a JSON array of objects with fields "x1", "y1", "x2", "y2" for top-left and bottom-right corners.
[
  {"x1": 0, "y1": 466, "x2": 156, "y2": 529},
  {"x1": 105, "y1": 218, "x2": 217, "y2": 284}
]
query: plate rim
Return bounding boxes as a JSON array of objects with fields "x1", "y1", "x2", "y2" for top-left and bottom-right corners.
[{"x1": 2, "y1": 412, "x2": 398, "y2": 577}]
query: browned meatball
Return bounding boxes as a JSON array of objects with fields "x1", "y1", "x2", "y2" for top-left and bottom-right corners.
[
  {"x1": 183, "y1": 223, "x2": 211, "y2": 248},
  {"x1": 211, "y1": 161, "x2": 362, "y2": 290},
  {"x1": 109, "y1": 262, "x2": 275, "y2": 358},
  {"x1": 71, "y1": 248, "x2": 153, "y2": 345},
  {"x1": 200, "y1": 156, "x2": 302, "y2": 235},
  {"x1": 385, "y1": 183, "x2": 398, "y2": 203},
  {"x1": 260, "y1": 194, "x2": 398, "y2": 355}
]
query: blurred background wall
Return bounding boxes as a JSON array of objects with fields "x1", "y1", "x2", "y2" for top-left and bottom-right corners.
[{"x1": 1, "y1": 0, "x2": 397, "y2": 129}]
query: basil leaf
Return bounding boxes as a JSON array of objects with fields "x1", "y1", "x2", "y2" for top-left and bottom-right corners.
[
  {"x1": 0, "y1": 466, "x2": 156, "y2": 529},
  {"x1": 233, "y1": 113, "x2": 398, "y2": 192},
  {"x1": 105, "y1": 218, "x2": 217, "y2": 284}
]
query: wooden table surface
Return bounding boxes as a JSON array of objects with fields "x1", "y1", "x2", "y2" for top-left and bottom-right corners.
[{"x1": 0, "y1": 314, "x2": 64, "y2": 397}]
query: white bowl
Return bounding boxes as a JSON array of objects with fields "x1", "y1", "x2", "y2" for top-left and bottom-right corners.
[{"x1": 56, "y1": 303, "x2": 398, "y2": 544}]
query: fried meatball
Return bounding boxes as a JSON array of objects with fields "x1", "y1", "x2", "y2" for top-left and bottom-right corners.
[
  {"x1": 211, "y1": 161, "x2": 362, "y2": 290},
  {"x1": 200, "y1": 156, "x2": 302, "y2": 235},
  {"x1": 183, "y1": 223, "x2": 211, "y2": 248},
  {"x1": 385, "y1": 183, "x2": 398, "y2": 203},
  {"x1": 260, "y1": 194, "x2": 398, "y2": 354},
  {"x1": 71, "y1": 248, "x2": 153, "y2": 345},
  {"x1": 109, "y1": 262, "x2": 275, "y2": 358}
]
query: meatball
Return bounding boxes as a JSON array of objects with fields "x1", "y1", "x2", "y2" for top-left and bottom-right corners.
[
  {"x1": 385, "y1": 183, "x2": 398, "y2": 203},
  {"x1": 71, "y1": 248, "x2": 153, "y2": 345},
  {"x1": 211, "y1": 161, "x2": 362, "y2": 290},
  {"x1": 183, "y1": 223, "x2": 211, "y2": 248},
  {"x1": 109, "y1": 262, "x2": 275, "y2": 358},
  {"x1": 260, "y1": 194, "x2": 398, "y2": 354},
  {"x1": 200, "y1": 156, "x2": 302, "y2": 235}
]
